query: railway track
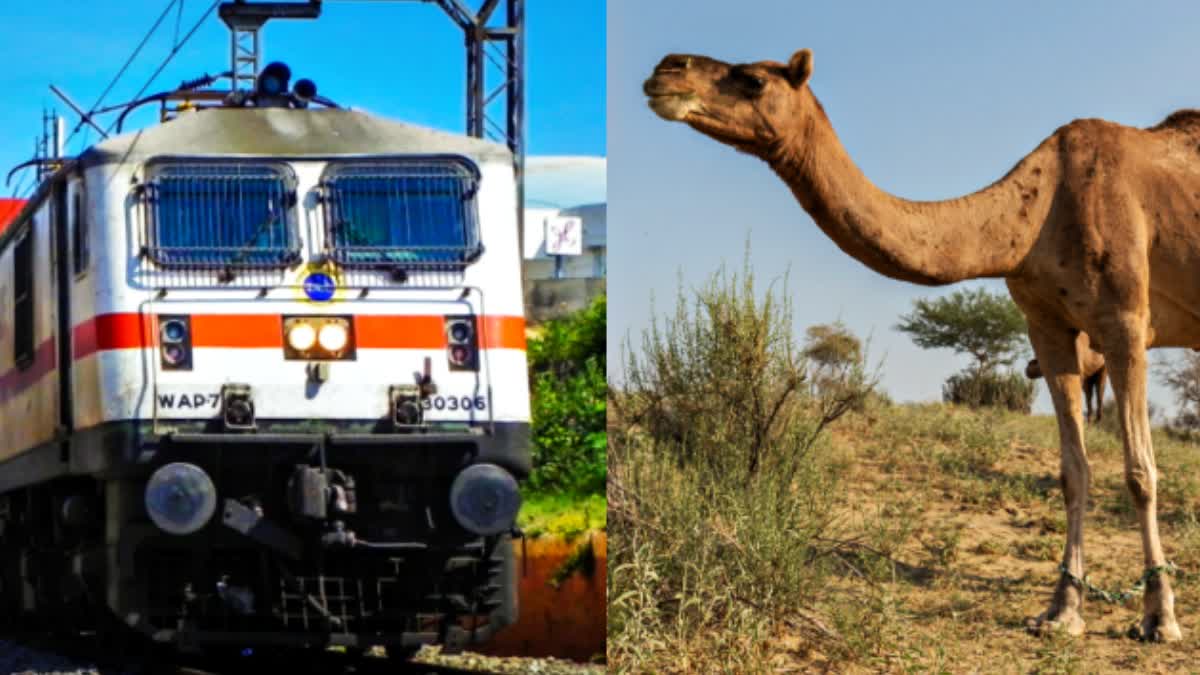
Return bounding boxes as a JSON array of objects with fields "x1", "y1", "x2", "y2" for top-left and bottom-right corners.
[{"x1": 0, "y1": 632, "x2": 602, "y2": 675}]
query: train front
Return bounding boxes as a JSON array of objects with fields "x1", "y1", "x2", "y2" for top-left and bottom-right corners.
[{"x1": 74, "y1": 101, "x2": 529, "y2": 653}]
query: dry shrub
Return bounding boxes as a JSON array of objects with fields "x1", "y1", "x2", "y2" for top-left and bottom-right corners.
[
  {"x1": 617, "y1": 259, "x2": 874, "y2": 486},
  {"x1": 942, "y1": 368, "x2": 1035, "y2": 413},
  {"x1": 609, "y1": 256, "x2": 886, "y2": 671}
]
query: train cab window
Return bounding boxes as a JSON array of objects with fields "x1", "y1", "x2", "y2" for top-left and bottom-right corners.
[
  {"x1": 322, "y1": 159, "x2": 482, "y2": 267},
  {"x1": 72, "y1": 189, "x2": 88, "y2": 276},
  {"x1": 13, "y1": 225, "x2": 34, "y2": 368},
  {"x1": 144, "y1": 162, "x2": 299, "y2": 269}
]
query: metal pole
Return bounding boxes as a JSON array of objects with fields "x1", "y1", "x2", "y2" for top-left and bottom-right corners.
[
  {"x1": 54, "y1": 115, "x2": 64, "y2": 158},
  {"x1": 508, "y1": 0, "x2": 525, "y2": 293},
  {"x1": 466, "y1": 27, "x2": 485, "y2": 137}
]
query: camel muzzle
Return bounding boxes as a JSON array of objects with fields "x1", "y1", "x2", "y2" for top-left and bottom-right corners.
[{"x1": 655, "y1": 54, "x2": 694, "y2": 72}]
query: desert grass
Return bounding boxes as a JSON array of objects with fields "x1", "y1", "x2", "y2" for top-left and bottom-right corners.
[
  {"x1": 609, "y1": 254, "x2": 1200, "y2": 673},
  {"x1": 611, "y1": 397, "x2": 1200, "y2": 673}
]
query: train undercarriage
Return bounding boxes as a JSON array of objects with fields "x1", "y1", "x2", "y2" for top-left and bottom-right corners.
[{"x1": 0, "y1": 423, "x2": 525, "y2": 659}]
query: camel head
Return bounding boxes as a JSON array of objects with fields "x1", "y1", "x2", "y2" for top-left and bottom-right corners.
[{"x1": 644, "y1": 49, "x2": 816, "y2": 153}]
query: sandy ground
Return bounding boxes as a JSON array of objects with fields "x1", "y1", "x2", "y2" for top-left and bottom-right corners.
[{"x1": 796, "y1": 411, "x2": 1200, "y2": 674}]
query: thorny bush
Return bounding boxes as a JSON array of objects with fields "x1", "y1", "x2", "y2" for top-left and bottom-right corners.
[
  {"x1": 617, "y1": 259, "x2": 875, "y2": 486},
  {"x1": 609, "y1": 255, "x2": 884, "y2": 672}
]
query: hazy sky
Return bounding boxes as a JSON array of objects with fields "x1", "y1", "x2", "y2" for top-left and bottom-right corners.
[
  {"x1": 608, "y1": 0, "x2": 1200, "y2": 416},
  {"x1": 0, "y1": 0, "x2": 605, "y2": 197}
]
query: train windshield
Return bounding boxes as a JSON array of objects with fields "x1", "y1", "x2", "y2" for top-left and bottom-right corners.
[
  {"x1": 323, "y1": 159, "x2": 482, "y2": 268},
  {"x1": 146, "y1": 163, "x2": 300, "y2": 269}
]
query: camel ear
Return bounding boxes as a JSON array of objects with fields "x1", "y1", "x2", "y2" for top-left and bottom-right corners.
[{"x1": 787, "y1": 49, "x2": 813, "y2": 88}]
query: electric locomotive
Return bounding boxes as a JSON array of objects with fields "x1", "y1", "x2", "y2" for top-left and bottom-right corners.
[{"x1": 0, "y1": 62, "x2": 529, "y2": 655}]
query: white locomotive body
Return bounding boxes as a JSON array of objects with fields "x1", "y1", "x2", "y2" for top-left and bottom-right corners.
[{"x1": 0, "y1": 106, "x2": 530, "y2": 653}]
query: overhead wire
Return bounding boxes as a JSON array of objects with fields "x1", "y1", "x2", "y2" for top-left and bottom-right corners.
[
  {"x1": 64, "y1": 0, "x2": 183, "y2": 150},
  {"x1": 105, "y1": 0, "x2": 222, "y2": 136},
  {"x1": 17, "y1": 174, "x2": 36, "y2": 199},
  {"x1": 10, "y1": 172, "x2": 30, "y2": 200},
  {"x1": 173, "y1": 0, "x2": 187, "y2": 47}
]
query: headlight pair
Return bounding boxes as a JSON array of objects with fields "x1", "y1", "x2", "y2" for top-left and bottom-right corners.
[{"x1": 283, "y1": 316, "x2": 354, "y2": 360}]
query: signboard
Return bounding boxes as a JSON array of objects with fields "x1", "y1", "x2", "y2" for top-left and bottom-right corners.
[{"x1": 545, "y1": 216, "x2": 583, "y2": 256}]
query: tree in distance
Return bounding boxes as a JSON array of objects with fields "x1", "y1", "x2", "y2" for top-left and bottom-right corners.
[
  {"x1": 895, "y1": 287, "x2": 1034, "y2": 412},
  {"x1": 803, "y1": 321, "x2": 865, "y2": 398},
  {"x1": 1155, "y1": 351, "x2": 1200, "y2": 432},
  {"x1": 895, "y1": 287, "x2": 1028, "y2": 375}
]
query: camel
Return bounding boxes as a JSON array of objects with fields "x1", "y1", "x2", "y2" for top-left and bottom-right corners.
[
  {"x1": 1026, "y1": 333, "x2": 1107, "y2": 424},
  {"x1": 644, "y1": 48, "x2": 1200, "y2": 642}
]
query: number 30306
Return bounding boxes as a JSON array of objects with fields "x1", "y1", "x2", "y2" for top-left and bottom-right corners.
[{"x1": 423, "y1": 395, "x2": 488, "y2": 412}]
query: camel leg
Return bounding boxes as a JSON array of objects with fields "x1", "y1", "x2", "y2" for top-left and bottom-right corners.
[
  {"x1": 1095, "y1": 368, "x2": 1106, "y2": 424},
  {"x1": 1026, "y1": 326, "x2": 1088, "y2": 636},
  {"x1": 1104, "y1": 332, "x2": 1181, "y2": 641}
]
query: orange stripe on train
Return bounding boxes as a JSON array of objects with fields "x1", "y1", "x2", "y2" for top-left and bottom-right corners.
[{"x1": 73, "y1": 313, "x2": 526, "y2": 358}]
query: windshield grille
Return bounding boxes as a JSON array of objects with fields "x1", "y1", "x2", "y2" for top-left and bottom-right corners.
[
  {"x1": 144, "y1": 163, "x2": 300, "y2": 270},
  {"x1": 322, "y1": 159, "x2": 482, "y2": 270}
]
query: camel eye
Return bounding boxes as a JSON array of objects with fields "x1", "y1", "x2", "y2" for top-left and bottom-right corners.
[{"x1": 733, "y1": 70, "x2": 766, "y2": 96}]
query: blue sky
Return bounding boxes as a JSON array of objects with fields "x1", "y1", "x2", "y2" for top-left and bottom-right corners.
[
  {"x1": 0, "y1": 0, "x2": 604, "y2": 198},
  {"x1": 609, "y1": 1, "x2": 1200, "y2": 415}
]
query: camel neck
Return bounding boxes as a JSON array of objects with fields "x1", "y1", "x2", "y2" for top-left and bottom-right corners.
[{"x1": 763, "y1": 90, "x2": 1051, "y2": 285}]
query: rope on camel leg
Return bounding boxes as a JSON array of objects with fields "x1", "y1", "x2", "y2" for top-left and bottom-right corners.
[{"x1": 1057, "y1": 562, "x2": 1179, "y2": 605}]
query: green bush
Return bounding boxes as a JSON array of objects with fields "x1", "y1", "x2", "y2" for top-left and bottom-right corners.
[
  {"x1": 610, "y1": 255, "x2": 886, "y2": 670},
  {"x1": 942, "y1": 369, "x2": 1035, "y2": 413},
  {"x1": 619, "y1": 260, "x2": 875, "y2": 484},
  {"x1": 525, "y1": 295, "x2": 607, "y2": 497},
  {"x1": 609, "y1": 430, "x2": 849, "y2": 671},
  {"x1": 528, "y1": 295, "x2": 605, "y2": 376}
]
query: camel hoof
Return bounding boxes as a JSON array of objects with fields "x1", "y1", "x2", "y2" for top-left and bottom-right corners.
[
  {"x1": 1026, "y1": 609, "x2": 1085, "y2": 637},
  {"x1": 1132, "y1": 615, "x2": 1183, "y2": 643}
]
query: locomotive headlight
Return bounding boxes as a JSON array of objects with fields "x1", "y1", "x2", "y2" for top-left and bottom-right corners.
[
  {"x1": 294, "y1": 78, "x2": 318, "y2": 102},
  {"x1": 257, "y1": 61, "x2": 292, "y2": 97},
  {"x1": 287, "y1": 322, "x2": 317, "y2": 351},
  {"x1": 449, "y1": 463, "x2": 521, "y2": 537},
  {"x1": 318, "y1": 322, "x2": 349, "y2": 352},
  {"x1": 283, "y1": 316, "x2": 355, "y2": 360},
  {"x1": 145, "y1": 462, "x2": 217, "y2": 536}
]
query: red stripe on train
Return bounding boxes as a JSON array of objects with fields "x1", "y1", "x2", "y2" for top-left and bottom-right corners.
[
  {"x1": 0, "y1": 339, "x2": 56, "y2": 404},
  {"x1": 0, "y1": 314, "x2": 525, "y2": 403},
  {"x1": 72, "y1": 312, "x2": 526, "y2": 358}
]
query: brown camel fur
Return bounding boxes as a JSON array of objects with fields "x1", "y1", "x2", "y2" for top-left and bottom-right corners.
[
  {"x1": 1026, "y1": 333, "x2": 1107, "y2": 424},
  {"x1": 644, "y1": 48, "x2": 1195, "y2": 641}
]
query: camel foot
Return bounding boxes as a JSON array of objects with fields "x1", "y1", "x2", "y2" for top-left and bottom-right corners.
[
  {"x1": 1025, "y1": 607, "x2": 1086, "y2": 637},
  {"x1": 1132, "y1": 573, "x2": 1182, "y2": 642},
  {"x1": 1129, "y1": 613, "x2": 1182, "y2": 643}
]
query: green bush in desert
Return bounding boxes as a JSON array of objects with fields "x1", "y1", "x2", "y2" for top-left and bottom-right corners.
[
  {"x1": 619, "y1": 259, "x2": 874, "y2": 485},
  {"x1": 943, "y1": 368, "x2": 1036, "y2": 413},
  {"x1": 610, "y1": 256, "x2": 883, "y2": 671}
]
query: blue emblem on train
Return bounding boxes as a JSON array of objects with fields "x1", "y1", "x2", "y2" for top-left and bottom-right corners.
[{"x1": 303, "y1": 272, "x2": 336, "y2": 302}]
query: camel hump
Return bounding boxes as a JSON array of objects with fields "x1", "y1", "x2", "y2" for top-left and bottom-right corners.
[{"x1": 1148, "y1": 109, "x2": 1200, "y2": 132}]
